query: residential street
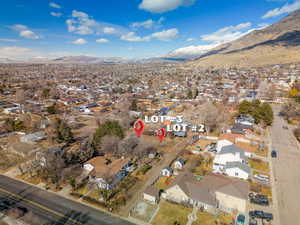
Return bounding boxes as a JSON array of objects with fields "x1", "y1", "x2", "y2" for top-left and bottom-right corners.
[
  {"x1": 0, "y1": 175, "x2": 134, "y2": 225},
  {"x1": 269, "y1": 105, "x2": 300, "y2": 225}
]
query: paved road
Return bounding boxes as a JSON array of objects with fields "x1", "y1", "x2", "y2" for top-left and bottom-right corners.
[
  {"x1": 0, "y1": 175, "x2": 134, "y2": 225},
  {"x1": 269, "y1": 105, "x2": 300, "y2": 225}
]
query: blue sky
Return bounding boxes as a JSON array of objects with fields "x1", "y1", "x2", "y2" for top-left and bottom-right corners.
[{"x1": 0, "y1": 0, "x2": 300, "y2": 59}]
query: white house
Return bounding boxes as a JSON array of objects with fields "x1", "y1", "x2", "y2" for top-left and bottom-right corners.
[
  {"x1": 216, "y1": 139, "x2": 233, "y2": 153},
  {"x1": 213, "y1": 144, "x2": 250, "y2": 178},
  {"x1": 174, "y1": 158, "x2": 185, "y2": 170},
  {"x1": 161, "y1": 167, "x2": 173, "y2": 177},
  {"x1": 224, "y1": 162, "x2": 250, "y2": 180}
]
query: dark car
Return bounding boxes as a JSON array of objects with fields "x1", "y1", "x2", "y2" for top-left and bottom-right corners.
[
  {"x1": 250, "y1": 194, "x2": 269, "y2": 206},
  {"x1": 282, "y1": 125, "x2": 288, "y2": 130},
  {"x1": 249, "y1": 210, "x2": 273, "y2": 221},
  {"x1": 271, "y1": 150, "x2": 277, "y2": 158}
]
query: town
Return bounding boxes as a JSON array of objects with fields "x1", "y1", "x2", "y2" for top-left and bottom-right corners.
[{"x1": 1, "y1": 1, "x2": 300, "y2": 225}]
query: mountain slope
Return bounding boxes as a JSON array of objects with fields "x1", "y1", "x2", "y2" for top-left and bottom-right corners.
[{"x1": 188, "y1": 9, "x2": 300, "y2": 68}]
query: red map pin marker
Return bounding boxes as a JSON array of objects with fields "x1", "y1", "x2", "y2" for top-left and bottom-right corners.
[
  {"x1": 157, "y1": 128, "x2": 166, "y2": 143},
  {"x1": 134, "y1": 120, "x2": 145, "y2": 137}
]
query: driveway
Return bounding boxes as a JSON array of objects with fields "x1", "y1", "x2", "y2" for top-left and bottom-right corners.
[{"x1": 269, "y1": 105, "x2": 300, "y2": 225}]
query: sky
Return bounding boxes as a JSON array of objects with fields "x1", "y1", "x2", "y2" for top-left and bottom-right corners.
[{"x1": 0, "y1": 0, "x2": 300, "y2": 60}]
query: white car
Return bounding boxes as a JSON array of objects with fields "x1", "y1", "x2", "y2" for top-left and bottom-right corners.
[{"x1": 253, "y1": 174, "x2": 269, "y2": 182}]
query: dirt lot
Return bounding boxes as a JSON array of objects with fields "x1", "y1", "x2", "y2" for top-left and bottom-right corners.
[{"x1": 249, "y1": 158, "x2": 270, "y2": 173}]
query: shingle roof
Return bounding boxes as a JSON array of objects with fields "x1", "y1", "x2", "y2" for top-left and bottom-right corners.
[
  {"x1": 219, "y1": 144, "x2": 246, "y2": 160},
  {"x1": 225, "y1": 161, "x2": 251, "y2": 174},
  {"x1": 166, "y1": 172, "x2": 249, "y2": 203}
]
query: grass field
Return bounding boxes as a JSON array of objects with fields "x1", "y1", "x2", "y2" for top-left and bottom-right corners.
[
  {"x1": 249, "y1": 158, "x2": 270, "y2": 173},
  {"x1": 151, "y1": 200, "x2": 191, "y2": 225},
  {"x1": 193, "y1": 212, "x2": 233, "y2": 225}
]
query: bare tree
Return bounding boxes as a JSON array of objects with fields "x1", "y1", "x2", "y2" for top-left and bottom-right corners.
[
  {"x1": 100, "y1": 135, "x2": 121, "y2": 155},
  {"x1": 200, "y1": 102, "x2": 219, "y2": 134}
]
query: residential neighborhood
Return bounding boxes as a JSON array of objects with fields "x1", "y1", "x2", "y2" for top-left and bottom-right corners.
[{"x1": 1, "y1": 1, "x2": 300, "y2": 225}]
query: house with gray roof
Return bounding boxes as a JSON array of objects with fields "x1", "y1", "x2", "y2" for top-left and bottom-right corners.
[
  {"x1": 213, "y1": 144, "x2": 250, "y2": 180},
  {"x1": 224, "y1": 161, "x2": 251, "y2": 180},
  {"x1": 162, "y1": 172, "x2": 249, "y2": 213}
]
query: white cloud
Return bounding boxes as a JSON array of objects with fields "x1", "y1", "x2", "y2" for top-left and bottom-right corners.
[
  {"x1": 186, "y1": 38, "x2": 195, "y2": 42},
  {"x1": 49, "y1": 2, "x2": 61, "y2": 9},
  {"x1": 0, "y1": 46, "x2": 37, "y2": 59},
  {"x1": 201, "y1": 22, "x2": 252, "y2": 43},
  {"x1": 132, "y1": 19, "x2": 154, "y2": 29},
  {"x1": 96, "y1": 38, "x2": 109, "y2": 43},
  {"x1": 262, "y1": 1, "x2": 300, "y2": 19},
  {"x1": 165, "y1": 22, "x2": 258, "y2": 59},
  {"x1": 66, "y1": 10, "x2": 96, "y2": 35},
  {"x1": 165, "y1": 43, "x2": 219, "y2": 58},
  {"x1": 258, "y1": 23, "x2": 270, "y2": 29},
  {"x1": 121, "y1": 28, "x2": 178, "y2": 42},
  {"x1": 103, "y1": 27, "x2": 116, "y2": 34},
  {"x1": 10, "y1": 24, "x2": 27, "y2": 31},
  {"x1": 66, "y1": 10, "x2": 124, "y2": 36},
  {"x1": 50, "y1": 12, "x2": 62, "y2": 17},
  {"x1": 20, "y1": 30, "x2": 39, "y2": 39},
  {"x1": 72, "y1": 38, "x2": 87, "y2": 45},
  {"x1": 121, "y1": 32, "x2": 151, "y2": 42},
  {"x1": 151, "y1": 28, "x2": 178, "y2": 40},
  {"x1": 10, "y1": 24, "x2": 40, "y2": 40},
  {"x1": 131, "y1": 17, "x2": 164, "y2": 29},
  {"x1": 0, "y1": 39, "x2": 19, "y2": 42},
  {"x1": 139, "y1": 0, "x2": 196, "y2": 13}
]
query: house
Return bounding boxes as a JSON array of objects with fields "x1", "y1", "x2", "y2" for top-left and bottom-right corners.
[
  {"x1": 161, "y1": 167, "x2": 173, "y2": 177},
  {"x1": 216, "y1": 139, "x2": 234, "y2": 153},
  {"x1": 235, "y1": 114, "x2": 254, "y2": 127},
  {"x1": 224, "y1": 162, "x2": 250, "y2": 180},
  {"x1": 84, "y1": 156, "x2": 130, "y2": 189},
  {"x1": 174, "y1": 158, "x2": 185, "y2": 170},
  {"x1": 213, "y1": 145, "x2": 248, "y2": 172},
  {"x1": 162, "y1": 172, "x2": 249, "y2": 213},
  {"x1": 143, "y1": 185, "x2": 160, "y2": 204}
]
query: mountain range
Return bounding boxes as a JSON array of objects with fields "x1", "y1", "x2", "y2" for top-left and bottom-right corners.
[
  {"x1": 187, "y1": 9, "x2": 300, "y2": 68},
  {"x1": 1, "y1": 9, "x2": 300, "y2": 66}
]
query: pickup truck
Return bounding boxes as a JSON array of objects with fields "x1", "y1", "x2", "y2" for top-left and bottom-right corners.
[{"x1": 249, "y1": 210, "x2": 273, "y2": 221}]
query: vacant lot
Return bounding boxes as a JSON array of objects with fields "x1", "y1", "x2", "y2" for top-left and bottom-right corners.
[
  {"x1": 154, "y1": 176, "x2": 174, "y2": 190},
  {"x1": 249, "y1": 158, "x2": 270, "y2": 173},
  {"x1": 193, "y1": 211, "x2": 233, "y2": 225},
  {"x1": 152, "y1": 200, "x2": 191, "y2": 225}
]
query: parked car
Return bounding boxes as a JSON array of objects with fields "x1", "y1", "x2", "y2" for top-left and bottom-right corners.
[
  {"x1": 271, "y1": 150, "x2": 277, "y2": 158},
  {"x1": 235, "y1": 213, "x2": 246, "y2": 225},
  {"x1": 283, "y1": 125, "x2": 288, "y2": 130},
  {"x1": 253, "y1": 174, "x2": 269, "y2": 182},
  {"x1": 249, "y1": 218, "x2": 258, "y2": 225},
  {"x1": 249, "y1": 210, "x2": 273, "y2": 221},
  {"x1": 250, "y1": 194, "x2": 269, "y2": 206}
]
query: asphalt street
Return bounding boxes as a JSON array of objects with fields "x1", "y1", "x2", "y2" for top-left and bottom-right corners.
[
  {"x1": 269, "y1": 105, "x2": 300, "y2": 225},
  {"x1": 0, "y1": 175, "x2": 134, "y2": 225}
]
